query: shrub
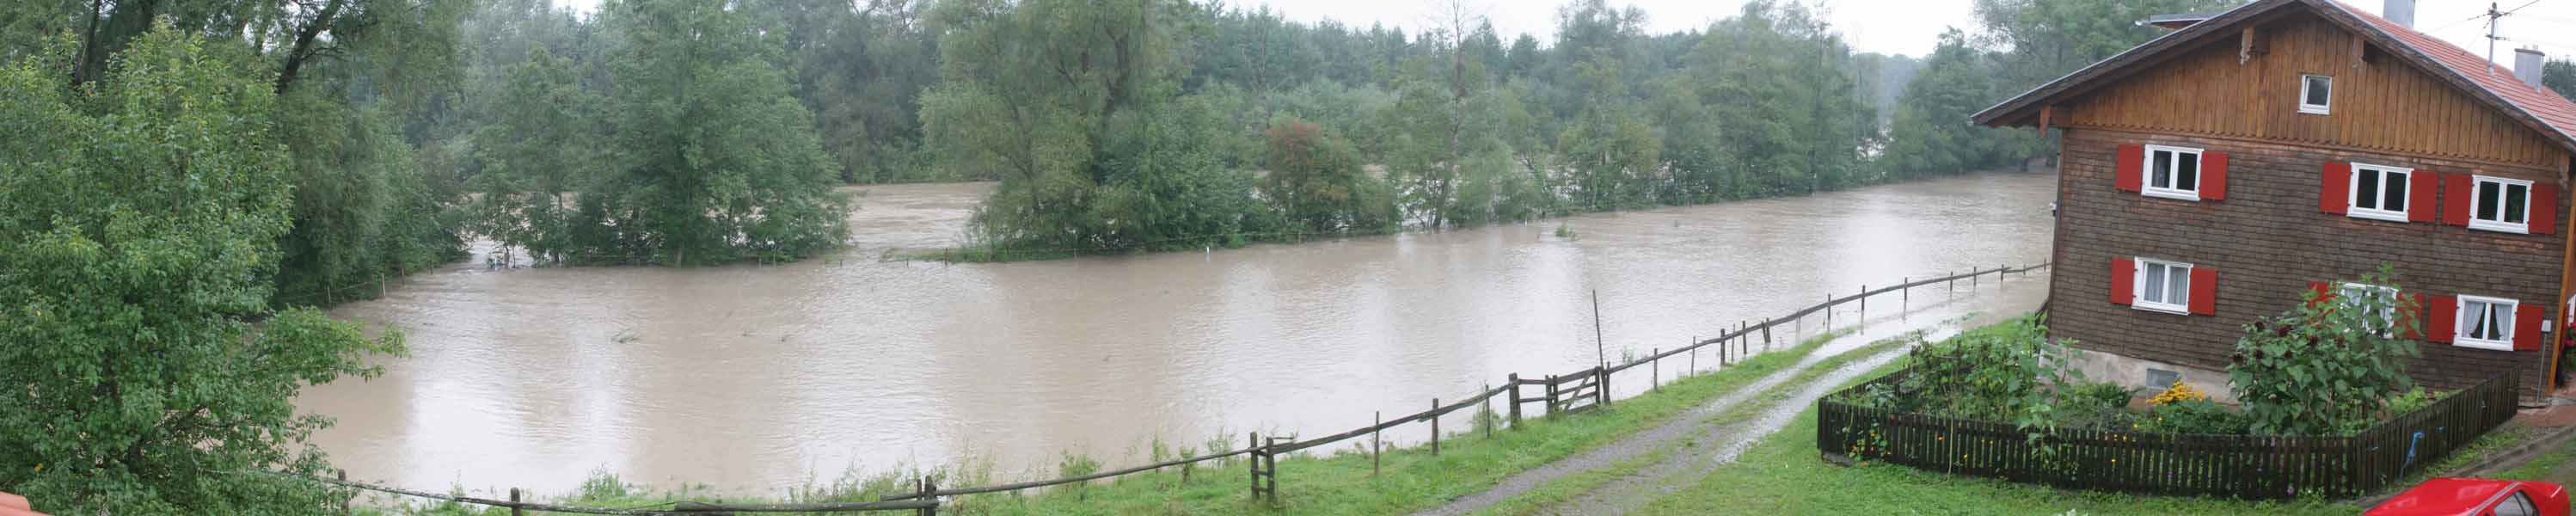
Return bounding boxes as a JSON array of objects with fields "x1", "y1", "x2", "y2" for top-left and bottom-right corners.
[
  {"x1": 2054, "y1": 381, "x2": 2137, "y2": 430},
  {"x1": 2147, "y1": 380, "x2": 2211, "y2": 407},
  {"x1": 1898, "y1": 315, "x2": 2087, "y2": 430},
  {"x1": 2228, "y1": 266, "x2": 2421, "y2": 435},
  {"x1": 2387, "y1": 386, "x2": 2442, "y2": 416},
  {"x1": 2135, "y1": 399, "x2": 2250, "y2": 435}
]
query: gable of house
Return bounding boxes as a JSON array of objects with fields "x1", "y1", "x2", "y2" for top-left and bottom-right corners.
[{"x1": 2059, "y1": 13, "x2": 2564, "y2": 169}]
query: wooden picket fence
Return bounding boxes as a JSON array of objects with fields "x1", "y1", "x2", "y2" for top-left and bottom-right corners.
[
  {"x1": 1817, "y1": 368, "x2": 2520, "y2": 500},
  {"x1": 297, "y1": 263, "x2": 2049, "y2": 513}
]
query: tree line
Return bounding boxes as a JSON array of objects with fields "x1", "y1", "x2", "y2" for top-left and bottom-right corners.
[{"x1": 0, "y1": 0, "x2": 2229, "y2": 511}]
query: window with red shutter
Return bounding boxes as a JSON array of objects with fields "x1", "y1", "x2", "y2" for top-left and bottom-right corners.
[
  {"x1": 2128, "y1": 257, "x2": 2192, "y2": 314},
  {"x1": 2321, "y1": 163, "x2": 2351, "y2": 214},
  {"x1": 2455, "y1": 295, "x2": 2518, "y2": 351}
]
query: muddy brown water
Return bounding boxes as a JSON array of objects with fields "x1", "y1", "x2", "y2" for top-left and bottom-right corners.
[{"x1": 297, "y1": 171, "x2": 2059, "y2": 496}]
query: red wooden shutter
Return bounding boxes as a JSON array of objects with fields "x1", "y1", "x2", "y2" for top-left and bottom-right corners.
[
  {"x1": 2202, "y1": 151, "x2": 2229, "y2": 200},
  {"x1": 2427, "y1": 294, "x2": 2457, "y2": 343},
  {"x1": 2187, "y1": 267, "x2": 2217, "y2": 315},
  {"x1": 2110, "y1": 257, "x2": 2136, "y2": 305},
  {"x1": 2534, "y1": 184, "x2": 2558, "y2": 235},
  {"x1": 2401, "y1": 292, "x2": 2426, "y2": 339},
  {"x1": 2516, "y1": 304, "x2": 2545, "y2": 351},
  {"x1": 2444, "y1": 174, "x2": 2475, "y2": 226},
  {"x1": 2115, "y1": 144, "x2": 2144, "y2": 192},
  {"x1": 2321, "y1": 162, "x2": 2351, "y2": 214},
  {"x1": 2307, "y1": 281, "x2": 2334, "y2": 308},
  {"x1": 2409, "y1": 171, "x2": 2441, "y2": 223}
]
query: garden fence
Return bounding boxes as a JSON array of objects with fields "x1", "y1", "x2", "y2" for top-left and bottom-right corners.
[{"x1": 1816, "y1": 367, "x2": 2520, "y2": 500}]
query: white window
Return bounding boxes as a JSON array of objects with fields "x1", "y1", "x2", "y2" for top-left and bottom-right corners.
[
  {"x1": 2469, "y1": 175, "x2": 2534, "y2": 233},
  {"x1": 2347, "y1": 163, "x2": 2412, "y2": 222},
  {"x1": 2133, "y1": 258, "x2": 2193, "y2": 314},
  {"x1": 2338, "y1": 282, "x2": 2400, "y2": 336},
  {"x1": 2299, "y1": 74, "x2": 2333, "y2": 114},
  {"x1": 2143, "y1": 145, "x2": 2202, "y2": 201},
  {"x1": 2456, "y1": 295, "x2": 2518, "y2": 351}
]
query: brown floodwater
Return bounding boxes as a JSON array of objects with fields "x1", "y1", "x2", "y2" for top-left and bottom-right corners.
[{"x1": 297, "y1": 171, "x2": 2059, "y2": 496}]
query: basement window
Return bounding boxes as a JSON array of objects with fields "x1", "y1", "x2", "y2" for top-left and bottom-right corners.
[
  {"x1": 2456, "y1": 295, "x2": 2518, "y2": 351},
  {"x1": 2143, "y1": 145, "x2": 2202, "y2": 201},
  {"x1": 2300, "y1": 74, "x2": 2333, "y2": 114},
  {"x1": 2346, "y1": 163, "x2": 2411, "y2": 222},
  {"x1": 2133, "y1": 258, "x2": 2193, "y2": 314},
  {"x1": 2469, "y1": 175, "x2": 2533, "y2": 233}
]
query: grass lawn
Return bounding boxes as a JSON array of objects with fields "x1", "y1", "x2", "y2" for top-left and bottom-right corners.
[
  {"x1": 369, "y1": 332, "x2": 1848, "y2": 515},
  {"x1": 1634, "y1": 357, "x2": 2359, "y2": 515}
]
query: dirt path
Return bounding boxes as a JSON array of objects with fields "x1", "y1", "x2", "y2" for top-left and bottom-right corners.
[
  {"x1": 1414, "y1": 316, "x2": 1957, "y2": 516},
  {"x1": 1536, "y1": 344, "x2": 1917, "y2": 515}
]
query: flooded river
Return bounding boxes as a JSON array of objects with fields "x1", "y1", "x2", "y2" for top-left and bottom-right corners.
[{"x1": 297, "y1": 171, "x2": 2058, "y2": 496}]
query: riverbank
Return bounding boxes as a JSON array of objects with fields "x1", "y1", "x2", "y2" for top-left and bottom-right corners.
[
  {"x1": 890, "y1": 169, "x2": 2058, "y2": 263},
  {"x1": 367, "y1": 331, "x2": 1850, "y2": 514}
]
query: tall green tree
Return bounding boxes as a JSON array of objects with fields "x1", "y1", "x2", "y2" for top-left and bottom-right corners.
[
  {"x1": 1261, "y1": 118, "x2": 1398, "y2": 235},
  {"x1": 0, "y1": 27, "x2": 402, "y2": 513},
  {"x1": 1885, "y1": 28, "x2": 2014, "y2": 178},
  {"x1": 468, "y1": 46, "x2": 597, "y2": 264},
  {"x1": 924, "y1": 0, "x2": 1276, "y2": 252},
  {"x1": 576, "y1": 0, "x2": 851, "y2": 265}
]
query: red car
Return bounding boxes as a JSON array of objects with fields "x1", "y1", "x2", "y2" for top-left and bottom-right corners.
[{"x1": 2368, "y1": 478, "x2": 2570, "y2": 516}]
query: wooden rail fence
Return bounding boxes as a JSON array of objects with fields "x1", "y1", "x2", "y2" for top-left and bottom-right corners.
[
  {"x1": 292, "y1": 262, "x2": 2049, "y2": 513},
  {"x1": 1818, "y1": 367, "x2": 2520, "y2": 500}
]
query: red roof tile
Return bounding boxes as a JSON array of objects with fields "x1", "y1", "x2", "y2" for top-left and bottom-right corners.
[{"x1": 2324, "y1": 1, "x2": 2576, "y2": 147}]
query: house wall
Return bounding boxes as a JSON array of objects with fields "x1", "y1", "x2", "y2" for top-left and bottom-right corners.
[
  {"x1": 2049, "y1": 126, "x2": 2565, "y2": 399},
  {"x1": 2061, "y1": 14, "x2": 2565, "y2": 169}
]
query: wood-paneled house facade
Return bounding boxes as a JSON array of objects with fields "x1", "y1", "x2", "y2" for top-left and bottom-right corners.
[{"x1": 1974, "y1": 0, "x2": 2576, "y2": 401}]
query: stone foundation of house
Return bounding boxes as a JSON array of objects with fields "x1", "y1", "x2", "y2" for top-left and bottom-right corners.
[{"x1": 2066, "y1": 347, "x2": 2239, "y2": 403}]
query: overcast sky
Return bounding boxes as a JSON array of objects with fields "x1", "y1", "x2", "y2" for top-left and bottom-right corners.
[{"x1": 543, "y1": 0, "x2": 2576, "y2": 66}]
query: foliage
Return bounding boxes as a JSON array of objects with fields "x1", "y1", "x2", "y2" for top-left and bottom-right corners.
[
  {"x1": 2134, "y1": 399, "x2": 2249, "y2": 435},
  {"x1": 2146, "y1": 379, "x2": 2210, "y2": 407},
  {"x1": 1880, "y1": 316, "x2": 2086, "y2": 431},
  {"x1": 571, "y1": 0, "x2": 853, "y2": 265},
  {"x1": 2229, "y1": 267, "x2": 2422, "y2": 435},
  {"x1": 0, "y1": 26, "x2": 402, "y2": 513},
  {"x1": 1883, "y1": 28, "x2": 2021, "y2": 179},
  {"x1": 1260, "y1": 118, "x2": 1400, "y2": 235},
  {"x1": 2387, "y1": 386, "x2": 2441, "y2": 416},
  {"x1": 466, "y1": 46, "x2": 596, "y2": 264}
]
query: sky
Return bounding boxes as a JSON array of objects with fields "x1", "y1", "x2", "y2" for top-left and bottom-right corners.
[{"x1": 540, "y1": 0, "x2": 2576, "y2": 67}]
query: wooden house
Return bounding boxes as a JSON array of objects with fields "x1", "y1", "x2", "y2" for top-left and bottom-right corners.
[{"x1": 1973, "y1": 0, "x2": 2576, "y2": 401}]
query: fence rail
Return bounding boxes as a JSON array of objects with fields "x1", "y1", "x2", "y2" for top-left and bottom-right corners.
[
  {"x1": 1817, "y1": 367, "x2": 2520, "y2": 500},
  {"x1": 301, "y1": 262, "x2": 2050, "y2": 513}
]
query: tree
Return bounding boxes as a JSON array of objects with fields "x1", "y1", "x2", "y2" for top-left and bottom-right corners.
[
  {"x1": 576, "y1": 0, "x2": 852, "y2": 265},
  {"x1": 0, "y1": 26, "x2": 402, "y2": 513},
  {"x1": 1261, "y1": 118, "x2": 1398, "y2": 235},
  {"x1": 468, "y1": 46, "x2": 597, "y2": 264},
  {"x1": 2544, "y1": 59, "x2": 2576, "y2": 101},
  {"x1": 1884, "y1": 28, "x2": 2012, "y2": 178}
]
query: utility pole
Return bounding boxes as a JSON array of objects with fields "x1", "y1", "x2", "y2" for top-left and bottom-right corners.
[{"x1": 2488, "y1": 2, "x2": 2504, "y2": 69}]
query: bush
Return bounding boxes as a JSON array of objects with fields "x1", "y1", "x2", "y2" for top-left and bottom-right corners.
[
  {"x1": 2229, "y1": 266, "x2": 2421, "y2": 435},
  {"x1": 1896, "y1": 315, "x2": 2088, "y2": 430},
  {"x1": 2134, "y1": 399, "x2": 2250, "y2": 435},
  {"x1": 2054, "y1": 381, "x2": 2137, "y2": 431}
]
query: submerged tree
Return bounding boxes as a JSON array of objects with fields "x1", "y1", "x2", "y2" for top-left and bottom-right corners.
[
  {"x1": 1261, "y1": 118, "x2": 1399, "y2": 235},
  {"x1": 0, "y1": 27, "x2": 402, "y2": 513},
  {"x1": 575, "y1": 0, "x2": 851, "y2": 265}
]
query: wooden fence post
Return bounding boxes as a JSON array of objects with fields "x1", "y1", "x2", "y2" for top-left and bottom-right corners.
[
  {"x1": 1825, "y1": 293, "x2": 1833, "y2": 329},
  {"x1": 1372, "y1": 411, "x2": 1382, "y2": 476},
  {"x1": 917, "y1": 476, "x2": 938, "y2": 516},
  {"x1": 339, "y1": 470, "x2": 351, "y2": 516},
  {"x1": 1902, "y1": 277, "x2": 1910, "y2": 310},
  {"x1": 1248, "y1": 432, "x2": 1258, "y2": 501},
  {"x1": 1481, "y1": 384, "x2": 1493, "y2": 439},
  {"x1": 510, "y1": 488, "x2": 523, "y2": 516},
  {"x1": 1595, "y1": 368, "x2": 1609, "y2": 408},
  {"x1": 1507, "y1": 374, "x2": 1522, "y2": 424},
  {"x1": 1545, "y1": 375, "x2": 1558, "y2": 417},
  {"x1": 1651, "y1": 347, "x2": 1659, "y2": 390},
  {"x1": 1859, "y1": 285, "x2": 1867, "y2": 316},
  {"x1": 1762, "y1": 322, "x2": 1772, "y2": 348},
  {"x1": 1431, "y1": 398, "x2": 1442, "y2": 456},
  {"x1": 1688, "y1": 336, "x2": 1696, "y2": 374}
]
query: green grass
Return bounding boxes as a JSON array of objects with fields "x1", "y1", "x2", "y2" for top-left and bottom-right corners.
[
  {"x1": 1471, "y1": 331, "x2": 1925, "y2": 516},
  {"x1": 362, "y1": 332, "x2": 1848, "y2": 515},
  {"x1": 1635, "y1": 353, "x2": 2356, "y2": 515}
]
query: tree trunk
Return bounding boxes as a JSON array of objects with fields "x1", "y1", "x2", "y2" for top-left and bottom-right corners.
[{"x1": 273, "y1": 0, "x2": 350, "y2": 95}]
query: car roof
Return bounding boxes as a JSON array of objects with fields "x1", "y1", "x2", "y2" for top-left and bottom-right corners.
[{"x1": 2371, "y1": 478, "x2": 2523, "y2": 516}]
